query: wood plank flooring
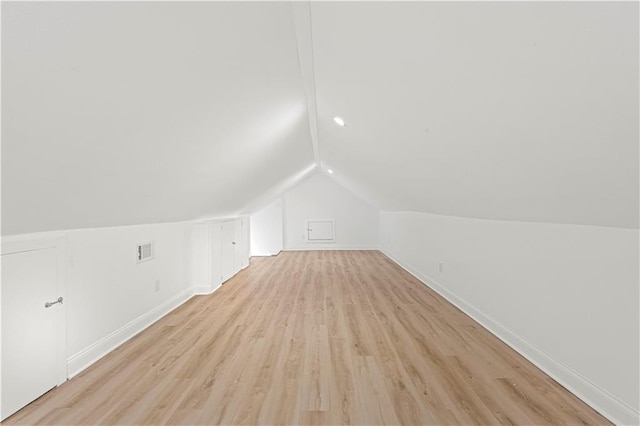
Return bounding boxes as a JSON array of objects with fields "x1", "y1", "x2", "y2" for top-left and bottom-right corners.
[{"x1": 4, "y1": 251, "x2": 610, "y2": 425}]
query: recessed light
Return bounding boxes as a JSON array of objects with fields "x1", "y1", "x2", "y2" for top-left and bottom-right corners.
[
  {"x1": 333, "y1": 117, "x2": 345, "y2": 126},
  {"x1": 327, "y1": 169, "x2": 334, "y2": 174}
]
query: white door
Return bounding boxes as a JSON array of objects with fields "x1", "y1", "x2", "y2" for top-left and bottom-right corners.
[
  {"x1": 210, "y1": 224, "x2": 223, "y2": 289},
  {"x1": 233, "y1": 219, "x2": 243, "y2": 271},
  {"x1": 221, "y1": 221, "x2": 235, "y2": 283},
  {"x1": 1, "y1": 248, "x2": 61, "y2": 420}
]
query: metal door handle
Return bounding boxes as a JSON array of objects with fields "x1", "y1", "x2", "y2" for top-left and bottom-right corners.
[{"x1": 45, "y1": 297, "x2": 63, "y2": 308}]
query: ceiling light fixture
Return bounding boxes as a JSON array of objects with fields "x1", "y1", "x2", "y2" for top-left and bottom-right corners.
[
  {"x1": 333, "y1": 117, "x2": 345, "y2": 126},
  {"x1": 327, "y1": 169, "x2": 334, "y2": 174}
]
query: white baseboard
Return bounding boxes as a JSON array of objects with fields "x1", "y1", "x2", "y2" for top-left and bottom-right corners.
[
  {"x1": 283, "y1": 247, "x2": 378, "y2": 251},
  {"x1": 67, "y1": 286, "x2": 196, "y2": 378},
  {"x1": 250, "y1": 249, "x2": 282, "y2": 257},
  {"x1": 67, "y1": 281, "x2": 227, "y2": 378},
  {"x1": 193, "y1": 284, "x2": 222, "y2": 295},
  {"x1": 381, "y1": 249, "x2": 639, "y2": 426}
]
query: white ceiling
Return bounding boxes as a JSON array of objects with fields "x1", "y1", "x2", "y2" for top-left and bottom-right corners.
[
  {"x1": 2, "y1": 2, "x2": 314, "y2": 234},
  {"x1": 310, "y1": 1, "x2": 639, "y2": 229},
  {"x1": 2, "y1": 1, "x2": 638, "y2": 235}
]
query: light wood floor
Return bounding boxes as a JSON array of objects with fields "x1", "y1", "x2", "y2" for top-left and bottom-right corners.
[{"x1": 4, "y1": 251, "x2": 609, "y2": 425}]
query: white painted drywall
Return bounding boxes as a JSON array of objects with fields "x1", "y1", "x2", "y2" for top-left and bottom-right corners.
[
  {"x1": 241, "y1": 217, "x2": 250, "y2": 264},
  {"x1": 190, "y1": 223, "x2": 212, "y2": 290},
  {"x1": 310, "y1": 2, "x2": 639, "y2": 228},
  {"x1": 250, "y1": 199, "x2": 283, "y2": 256},
  {"x1": 2, "y1": 2, "x2": 314, "y2": 235},
  {"x1": 2, "y1": 217, "x2": 249, "y2": 394},
  {"x1": 65, "y1": 221, "x2": 193, "y2": 363},
  {"x1": 379, "y1": 211, "x2": 639, "y2": 424},
  {"x1": 283, "y1": 172, "x2": 378, "y2": 250}
]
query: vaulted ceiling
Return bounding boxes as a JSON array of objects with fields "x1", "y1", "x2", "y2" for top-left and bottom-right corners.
[{"x1": 2, "y1": 1, "x2": 638, "y2": 235}]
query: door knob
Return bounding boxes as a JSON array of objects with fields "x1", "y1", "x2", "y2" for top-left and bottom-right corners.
[
  {"x1": 45, "y1": 297, "x2": 63, "y2": 308},
  {"x1": 232, "y1": 242, "x2": 236, "y2": 245}
]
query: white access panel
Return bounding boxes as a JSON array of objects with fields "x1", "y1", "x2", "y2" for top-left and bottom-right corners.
[
  {"x1": 306, "y1": 220, "x2": 335, "y2": 241},
  {"x1": 1, "y1": 248, "x2": 59, "y2": 420}
]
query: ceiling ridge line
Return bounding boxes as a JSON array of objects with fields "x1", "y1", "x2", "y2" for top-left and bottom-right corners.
[
  {"x1": 307, "y1": 0, "x2": 322, "y2": 168},
  {"x1": 291, "y1": 1, "x2": 321, "y2": 166}
]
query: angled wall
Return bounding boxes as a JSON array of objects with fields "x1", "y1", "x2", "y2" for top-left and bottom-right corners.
[
  {"x1": 1, "y1": 2, "x2": 314, "y2": 235},
  {"x1": 311, "y1": 1, "x2": 639, "y2": 229}
]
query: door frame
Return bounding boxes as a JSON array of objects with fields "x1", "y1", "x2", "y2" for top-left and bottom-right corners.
[{"x1": 1, "y1": 232, "x2": 67, "y2": 421}]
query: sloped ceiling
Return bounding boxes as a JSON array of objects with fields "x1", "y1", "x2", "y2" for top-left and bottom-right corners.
[
  {"x1": 2, "y1": 2, "x2": 314, "y2": 235},
  {"x1": 310, "y1": 2, "x2": 639, "y2": 229},
  {"x1": 2, "y1": 1, "x2": 638, "y2": 235}
]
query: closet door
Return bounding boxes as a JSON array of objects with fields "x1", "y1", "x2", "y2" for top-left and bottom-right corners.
[
  {"x1": 210, "y1": 223, "x2": 223, "y2": 289},
  {"x1": 233, "y1": 219, "x2": 243, "y2": 272},
  {"x1": 2, "y1": 247, "x2": 62, "y2": 420},
  {"x1": 220, "y1": 221, "x2": 236, "y2": 283}
]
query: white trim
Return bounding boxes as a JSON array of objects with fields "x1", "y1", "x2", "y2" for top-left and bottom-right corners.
[
  {"x1": 250, "y1": 251, "x2": 282, "y2": 257},
  {"x1": 306, "y1": 219, "x2": 335, "y2": 242},
  {"x1": 66, "y1": 281, "x2": 227, "y2": 378},
  {"x1": 2, "y1": 221, "x2": 195, "y2": 239},
  {"x1": 2, "y1": 232, "x2": 65, "y2": 255},
  {"x1": 67, "y1": 287, "x2": 195, "y2": 378},
  {"x1": 55, "y1": 238, "x2": 68, "y2": 388},
  {"x1": 1, "y1": 231, "x2": 66, "y2": 245},
  {"x1": 193, "y1": 286, "x2": 213, "y2": 295},
  {"x1": 381, "y1": 249, "x2": 639, "y2": 426},
  {"x1": 283, "y1": 247, "x2": 378, "y2": 251},
  {"x1": 194, "y1": 216, "x2": 247, "y2": 225},
  {"x1": 193, "y1": 284, "x2": 222, "y2": 296}
]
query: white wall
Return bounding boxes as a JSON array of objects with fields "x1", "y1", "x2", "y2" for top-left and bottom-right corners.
[
  {"x1": 190, "y1": 223, "x2": 212, "y2": 290},
  {"x1": 250, "y1": 199, "x2": 283, "y2": 256},
  {"x1": 283, "y1": 172, "x2": 379, "y2": 250},
  {"x1": 65, "y1": 222, "x2": 195, "y2": 375},
  {"x1": 2, "y1": 216, "x2": 251, "y2": 411},
  {"x1": 380, "y1": 211, "x2": 639, "y2": 425}
]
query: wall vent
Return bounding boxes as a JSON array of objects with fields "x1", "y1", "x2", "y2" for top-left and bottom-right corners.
[{"x1": 136, "y1": 242, "x2": 154, "y2": 263}]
